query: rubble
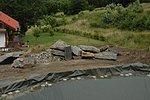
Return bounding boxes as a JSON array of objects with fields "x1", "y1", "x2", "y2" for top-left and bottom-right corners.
[
  {"x1": 11, "y1": 40, "x2": 118, "y2": 68},
  {"x1": 11, "y1": 57, "x2": 36, "y2": 68}
]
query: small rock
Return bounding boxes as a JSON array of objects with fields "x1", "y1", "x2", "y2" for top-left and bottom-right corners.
[
  {"x1": 48, "y1": 83, "x2": 52, "y2": 87},
  {"x1": 77, "y1": 77, "x2": 81, "y2": 80},
  {"x1": 147, "y1": 74, "x2": 150, "y2": 77},
  {"x1": 92, "y1": 76, "x2": 96, "y2": 79},
  {"x1": 128, "y1": 73, "x2": 132, "y2": 76},
  {"x1": 1, "y1": 94, "x2": 7, "y2": 97},
  {"x1": 63, "y1": 78, "x2": 67, "y2": 81},
  {"x1": 15, "y1": 90, "x2": 20, "y2": 93},
  {"x1": 41, "y1": 84, "x2": 46, "y2": 87},
  {"x1": 8, "y1": 92, "x2": 13, "y2": 95},
  {"x1": 120, "y1": 74, "x2": 124, "y2": 76},
  {"x1": 100, "y1": 76, "x2": 104, "y2": 78},
  {"x1": 125, "y1": 74, "x2": 129, "y2": 77},
  {"x1": 71, "y1": 78, "x2": 75, "y2": 80},
  {"x1": 104, "y1": 75, "x2": 108, "y2": 78}
]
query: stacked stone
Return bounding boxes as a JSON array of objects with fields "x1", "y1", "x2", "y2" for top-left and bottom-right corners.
[{"x1": 11, "y1": 40, "x2": 118, "y2": 68}]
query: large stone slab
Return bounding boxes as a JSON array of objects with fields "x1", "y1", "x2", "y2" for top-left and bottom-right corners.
[
  {"x1": 81, "y1": 52, "x2": 94, "y2": 58},
  {"x1": 71, "y1": 46, "x2": 82, "y2": 56},
  {"x1": 0, "y1": 51, "x2": 24, "y2": 64},
  {"x1": 94, "y1": 51, "x2": 117, "y2": 60},
  {"x1": 79, "y1": 45, "x2": 100, "y2": 53},
  {"x1": 51, "y1": 50, "x2": 65, "y2": 57},
  {"x1": 50, "y1": 40, "x2": 68, "y2": 51}
]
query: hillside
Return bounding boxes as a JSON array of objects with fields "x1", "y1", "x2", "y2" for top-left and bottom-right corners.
[
  {"x1": 56, "y1": 3, "x2": 150, "y2": 50},
  {"x1": 23, "y1": 3, "x2": 150, "y2": 52}
]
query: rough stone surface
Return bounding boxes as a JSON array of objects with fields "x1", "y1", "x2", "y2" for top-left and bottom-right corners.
[
  {"x1": 12, "y1": 48, "x2": 62, "y2": 68},
  {"x1": 99, "y1": 45, "x2": 109, "y2": 52},
  {"x1": 50, "y1": 40, "x2": 68, "y2": 51},
  {"x1": 71, "y1": 46, "x2": 82, "y2": 56},
  {"x1": 94, "y1": 51, "x2": 117, "y2": 60},
  {"x1": 79, "y1": 45, "x2": 100, "y2": 53},
  {"x1": 0, "y1": 51, "x2": 24, "y2": 64},
  {"x1": 51, "y1": 50, "x2": 65, "y2": 56},
  {"x1": 81, "y1": 52, "x2": 94, "y2": 58},
  {"x1": 11, "y1": 57, "x2": 36, "y2": 68},
  {"x1": 11, "y1": 40, "x2": 119, "y2": 68}
]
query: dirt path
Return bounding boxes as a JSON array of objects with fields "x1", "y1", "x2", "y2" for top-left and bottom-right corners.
[{"x1": 0, "y1": 47, "x2": 150, "y2": 80}]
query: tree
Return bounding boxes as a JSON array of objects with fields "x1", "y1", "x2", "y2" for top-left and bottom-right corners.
[
  {"x1": 0, "y1": 0, "x2": 47, "y2": 34},
  {"x1": 70, "y1": 0, "x2": 89, "y2": 14}
]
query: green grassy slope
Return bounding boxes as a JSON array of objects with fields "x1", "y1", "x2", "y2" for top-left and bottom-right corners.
[
  {"x1": 24, "y1": 3, "x2": 150, "y2": 51},
  {"x1": 23, "y1": 32, "x2": 104, "y2": 51},
  {"x1": 57, "y1": 3, "x2": 150, "y2": 50}
]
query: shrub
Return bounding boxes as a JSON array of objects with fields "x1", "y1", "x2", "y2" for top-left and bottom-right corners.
[
  {"x1": 78, "y1": 10, "x2": 90, "y2": 16},
  {"x1": 40, "y1": 25, "x2": 54, "y2": 36},
  {"x1": 97, "y1": 0, "x2": 150, "y2": 31},
  {"x1": 38, "y1": 15, "x2": 67, "y2": 27},
  {"x1": 54, "y1": 12, "x2": 65, "y2": 17},
  {"x1": 30, "y1": 26, "x2": 42, "y2": 42}
]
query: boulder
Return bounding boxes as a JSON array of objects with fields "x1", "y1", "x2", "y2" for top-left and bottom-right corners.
[
  {"x1": 94, "y1": 51, "x2": 117, "y2": 60},
  {"x1": 71, "y1": 46, "x2": 82, "y2": 56},
  {"x1": 79, "y1": 45, "x2": 100, "y2": 53},
  {"x1": 81, "y1": 52, "x2": 94, "y2": 58},
  {"x1": 51, "y1": 50, "x2": 65, "y2": 56},
  {"x1": 11, "y1": 57, "x2": 36, "y2": 68},
  {"x1": 50, "y1": 40, "x2": 68, "y2": 51}
]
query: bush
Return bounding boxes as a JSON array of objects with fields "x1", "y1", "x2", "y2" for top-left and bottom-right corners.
[
  {"x1": 78, "y1": 10, "x2": 90, "y2": 16},
  {"x1": 97, "y1": 1, "x2": 150, "y2": 31},
  {"x1": 54, "y1": 12, "x2": 65, "y2": 17},
  {"x1": 40, "y1": 25, "x2": 54, "y2": 36},
  {"x1": 38, "y1": 15, "x2": 67, "y2": 27},
  {"x1": 27, "y1": 26, "x2": 42, "y2": 43}
]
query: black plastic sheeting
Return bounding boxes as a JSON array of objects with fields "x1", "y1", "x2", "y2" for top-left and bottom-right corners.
[
  {"x1": 0, "y1": 63, "x2": 150, "y2": 99},
  {"x1": 9, "y1": 77, "x2": 150, "y2": 100}
]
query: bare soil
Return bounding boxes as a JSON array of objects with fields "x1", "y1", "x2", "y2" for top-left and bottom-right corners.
[{"x1": 0, "y1": 47, "x2": 150, "y2": 80}]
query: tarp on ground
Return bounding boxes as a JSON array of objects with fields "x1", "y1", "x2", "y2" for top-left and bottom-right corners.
[
  {"x1": 10, "y1": 77, "x2": 150, "y2": 100},
  {"x1": 0, "y1": 63, "x2": 150, "y2": 100}
]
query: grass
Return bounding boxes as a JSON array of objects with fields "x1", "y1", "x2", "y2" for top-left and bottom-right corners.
[
  {"x1": 23, "y1": 32, "x2": 104, "y2": 52},
  {"x1": 142, "y1": 3, "x2": 150, "y2": 11},
  {"x1": 58, "y1": 21, "x2": 150, "y2": 50},
  {"x1": 24, "y1": 3, "x2": 150, "y2": 51},
  {"x1": 56, "y1": 4, "x2": 150, "y2": 50}
]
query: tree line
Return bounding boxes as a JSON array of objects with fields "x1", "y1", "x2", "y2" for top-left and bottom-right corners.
[{"x1": 0, "y1": 0, "x2": 149, "y2": 33}]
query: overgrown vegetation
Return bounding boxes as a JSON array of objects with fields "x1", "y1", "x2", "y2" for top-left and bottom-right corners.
[
  {"x1": 90, "y1": 1, "x2": 150, "y2": 31},
  {"x1": 24, "y1": 31, "x2": 103, "y2": 52},
  {"x1": 1, "y1": 0, "x2": 149, "y2": 51},
  {"x1": 56, "y1": 1, "x2": 150, "y2": 50},
  {"x1": 37, "y1": 15, "x2": 67, "y2": 27},
  {"x1": 1, "y1": 0, "x2": 144, "y2": 33}
]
